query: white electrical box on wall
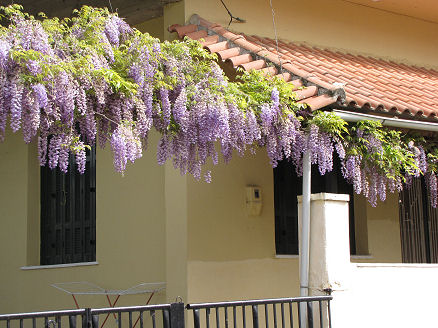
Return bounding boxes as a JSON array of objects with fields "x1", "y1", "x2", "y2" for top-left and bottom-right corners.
[{"x1": 246, "y1": 186, "x2": 262, "y2": 216}]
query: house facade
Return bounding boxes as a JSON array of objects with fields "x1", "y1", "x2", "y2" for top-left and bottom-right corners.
[{"x1": 1, "y1": 0, "x2": 438, "y2": 326}]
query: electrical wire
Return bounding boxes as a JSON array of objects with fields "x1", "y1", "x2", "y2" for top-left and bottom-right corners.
[
  {"x1": 219, "y1": 0, "x2": 246, "y2": 27},
  {"x1": 108, "y1": 0, "x2": 114, "y2": 13},
  {"x1": 268, "y1": 0, "x2": 284, "y2": 76}
]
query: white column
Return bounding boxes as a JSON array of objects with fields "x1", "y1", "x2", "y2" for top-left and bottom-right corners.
[{"x1": 298, "y1": 193, "x2": 351, "y2": 328}]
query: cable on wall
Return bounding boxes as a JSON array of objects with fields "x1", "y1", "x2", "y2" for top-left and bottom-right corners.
[
  {"x1": 219, "y1": 0, "x2": 246, "y2": 27},
  {"x1": 268, "y1": 0, "x2": 284, "y2": 75}
]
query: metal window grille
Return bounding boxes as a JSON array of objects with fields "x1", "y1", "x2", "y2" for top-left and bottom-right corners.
[
  {"x1": 40, "y1": 147, "x2": 96, "y2": 265},
  {"x1": 399, "y1": 177, "x2": 438, "y2": 263}
]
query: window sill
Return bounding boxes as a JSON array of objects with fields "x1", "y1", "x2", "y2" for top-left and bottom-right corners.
[
  {"x1": 350, "y1": 254, "x2": 373, "y2": 260},
  {"x1": 275, "y1": 254, "x2": 299, "y2": 259},
  {"x1": 356, "y1": 263, "x2": 438, "y2": 268},
  {"x1": 275, "y1": 254, "x2": 373, "y2": 260},
  {"x1": 21, "y1": 261, "x2": 98, "y2": 270}
]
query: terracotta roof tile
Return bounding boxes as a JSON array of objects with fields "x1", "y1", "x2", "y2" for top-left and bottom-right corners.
[
  {"x1": 260, "y1": 66, "x2": 278, "y2": 76},
  {"x1": 239, "y1": 59, "x2": 266, "y2": 71},
  {"x1": 205, "y1": 40, "x2": 228, "y2": 53},
  {"x1": 168, "y1": 24, "x2": 197, "y2": 39},
  {"x1": 199, "y1": 35, "x2": 220, "y2": 47},
  {"x1": 169, "y1": 15, "x2": 438, "y2": 119},
  {"x1": 299, "y1": 95, "x2": 339, "y2": 110},
  {"x1": 217, "y1": 47, "x2": 240, "y2": 61},
  {"x1": 185, "y1": 29, "x2": 208, "y2": 40},
  {"x1": 295, "y1": 86, "x2": 318, "y2": 100},
  {"x1": 226, "y1": 53, "x2": 253, "y2": 67}
]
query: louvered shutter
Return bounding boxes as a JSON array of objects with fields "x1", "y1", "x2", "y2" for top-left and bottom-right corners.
[
  {"x1": 274, "y1": 160, "x2": 300, "y2": 255},
  {"x1": 40, "y1": 147, "x2": 96, "y2": 265}
]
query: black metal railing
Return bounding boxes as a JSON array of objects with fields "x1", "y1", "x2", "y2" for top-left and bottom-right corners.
[
  {"x1": 90, "y1": 304, "x2": 177, "y2": 328},
  {"x1": 0, "y1": 309, "x2": 86, "y2": 328},
  {"x1": 0, "y1": 304, "x2": 178, "y2": 328},
  {"x1": 0, "y1": 296, "x2": 332, "y2": 328},
  {"x1": 186, "y1": 296, "x2": 332, "y2": 328}
]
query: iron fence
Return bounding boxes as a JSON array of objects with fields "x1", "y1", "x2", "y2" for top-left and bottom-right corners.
[
  {"x1": 186, "y1": 296, "x2": 332, "y2": 328},
  {"x1": 0, "y1": 309, "x2": 86, "y2": 328},
  {"x1": 0, "y1": 296, "x2": 332, "y2": 328},
  {"x1": 0, "y1": 304, "x2": 176, "y2": 328}
]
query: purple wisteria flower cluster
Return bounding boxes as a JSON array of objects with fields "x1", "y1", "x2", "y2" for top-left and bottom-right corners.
[
  {"x1": 340, "y1": 129, "x2": 397, "y2": 206},
  {"x1": 0, "y1": 6, "x2": 137, "y2": 173},
  {"x1": 0, "y1": 5, "x2": 437, "y2": 207},
  {"x1": 339, "y1": 128, "x2": 437, "y2": 207},
  {"x1": 0, "y1": 6, "x2": 305, "y2": 179}
]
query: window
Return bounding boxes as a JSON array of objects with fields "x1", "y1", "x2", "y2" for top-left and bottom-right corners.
[
  {"x1": 40, "y1": 147, "x2": 96, "y2": 265},
  {"x1": 399, "y1": 177, "x2": 438, "y2": 263},
  {"x1": 274, "y1": 156, "x2": 356, "y2": 255}
]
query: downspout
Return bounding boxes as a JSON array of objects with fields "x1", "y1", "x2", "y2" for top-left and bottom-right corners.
[{"x1": 300, "y1": 150, "x2": 311, "y2": 327}]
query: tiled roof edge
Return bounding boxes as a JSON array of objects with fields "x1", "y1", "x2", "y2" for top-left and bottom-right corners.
[
  {"x1": 170, "y1": 15, "x2": 438, "y2": 120},
  {"x1": 185, "y1": 15, "x2": 344, "y2": 109}
]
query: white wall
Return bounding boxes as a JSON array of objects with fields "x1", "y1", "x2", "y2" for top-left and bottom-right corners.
[
  {"x1": 304, "y1": 193, "x2": 437, "y2": 328},
  {"x1": 336, "y1": 263, "x2": 438, "y2": 327}
]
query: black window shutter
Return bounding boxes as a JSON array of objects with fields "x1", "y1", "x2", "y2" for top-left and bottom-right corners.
[
  {"x1": 274, "y1": 160, "x2": 300, "y2": 255},
  {"x1": 83, "y1": 147, "x2": 96, "y2": 262},
  {"x1": 40, "y1": 147, "x2": 96, "y2": 265}
]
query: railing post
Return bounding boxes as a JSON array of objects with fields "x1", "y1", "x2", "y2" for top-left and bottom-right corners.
[
  {"x1": 163, "y1": 309, "x2": 170, "y2": 328},
  {"x1": 306, "y1": 303, "x2": 313, "y2": 328},
  {"x1": 82, "y1": 309, "x2": 92, "y2": 328},
  {"x1": 193, "y1": 309, "x2": 200, "y2": 328},
  {"x1": 69, "y1": 315, "x2": 77, "y2": 328},
  {"x1": 251, "y1": 305, "x2": 259, "y2": 328},
  {"x1": 170, "y1": 303, "x2": 185, "y2": 328},
  {"x1": 91, "y1": 315, "x2": 99, "y2": 328}
]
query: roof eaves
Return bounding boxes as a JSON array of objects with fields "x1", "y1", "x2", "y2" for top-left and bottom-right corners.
[
  {"x1": 169, "y1": 16, "x2": 438, "y2": 122},
  {"x1": 169, "y1": 14, "x2": 341, "y2": 111}
]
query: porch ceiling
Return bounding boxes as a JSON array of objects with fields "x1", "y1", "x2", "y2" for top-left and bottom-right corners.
[
  {"x1": 10, "y1": 0, "x2": 181, "y2": 25},
  {"x1": 169, "y1": 15, "x2": 438, "y2": 122}
]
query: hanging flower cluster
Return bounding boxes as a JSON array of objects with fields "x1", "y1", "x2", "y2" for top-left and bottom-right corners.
[
  {"x1": 307, "y1": 113, "x2": 438, "y2": 207},
  {"x1": 0, "y1": 4, "x2": 304, "y2": 179},
  {"x1": 0, "y1": 5, "x2": 437, "y2": 207}
]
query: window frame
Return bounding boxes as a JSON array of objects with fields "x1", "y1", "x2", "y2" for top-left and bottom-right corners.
[
  {"x1": 40, "y1": 146, "x2": 96, "y2": 265},
  {"x1": 274, "y1": 157, "x2": 356, "y2": 255}
]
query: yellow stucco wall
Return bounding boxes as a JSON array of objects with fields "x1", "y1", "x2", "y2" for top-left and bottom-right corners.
[
  {"x1": 362, "y1": 192, "x2": 402, "y2": 263},
  {"x1": 186, "y1": 149, "x2": 300, "y2": 302},
  {"x1": 184, "y1": 0, "x2": 438, "y2": 69},
  {"x1": 0, "y1": 129, "x2": 167, "y2": 313},
  {"x1": 164, "y1": 1, "x2": 186, "y2": 41},
  {"x1": 188, "y1": 259, "x2": 299, "y2": 302},
  {"x1": 187, "y1": 151, "x2": 274, "y2": 262},
  {"x1": 135, "y1": 16, "x2": 165, "y2": 41}
]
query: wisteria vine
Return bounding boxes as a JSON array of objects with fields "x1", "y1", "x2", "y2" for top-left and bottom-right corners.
[{"x1": 0, "y1": 5, "x2": 437, "y2": 207}]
